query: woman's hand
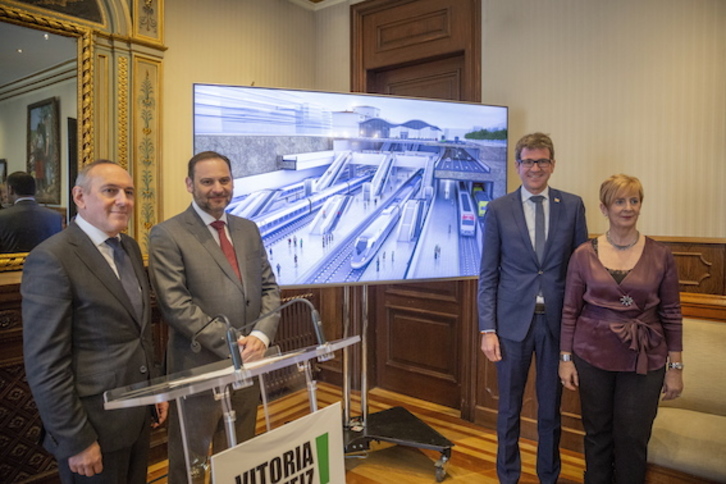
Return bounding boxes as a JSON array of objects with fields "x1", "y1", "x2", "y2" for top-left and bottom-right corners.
[
  {"x1": 558, "y1": 361, "x2": 579, "y2": 391},
  {"x1": 661, "y1": 368, "x2": 683, "y2": 401}
]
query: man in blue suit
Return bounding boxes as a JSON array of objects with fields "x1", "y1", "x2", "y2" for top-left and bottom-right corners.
[{"x1": 478, "y1": 133, "x2": 588, "y2": 483}]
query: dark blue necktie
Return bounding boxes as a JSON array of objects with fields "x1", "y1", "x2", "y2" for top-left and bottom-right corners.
[
  {"x1": 531, "y1": 195, "x2": 545, "y2": 264},
  {"x1": 106, "y1": 237, "x2": 143, "y2": 321}
]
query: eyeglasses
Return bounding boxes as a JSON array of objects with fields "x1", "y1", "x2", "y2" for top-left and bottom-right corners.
[{"x1": 517, "y1": 158, "x2": 553, "y2": 168}]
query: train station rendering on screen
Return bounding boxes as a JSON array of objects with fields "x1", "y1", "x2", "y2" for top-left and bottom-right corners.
[{"x1": 193, "y1": 85, "x2": 508, "y2": 287}]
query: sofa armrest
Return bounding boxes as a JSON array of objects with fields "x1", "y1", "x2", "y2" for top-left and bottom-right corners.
[{"x1": 649, "y1": 407, "x2": 726, "y2": 482}]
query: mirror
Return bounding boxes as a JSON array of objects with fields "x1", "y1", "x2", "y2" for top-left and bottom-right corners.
[
  {"x1": 0, "y1": 6, "x2": 94, "y2": 272},
  {"x1": 0, "y1": 22, "x2": 76, "y2": 207}
]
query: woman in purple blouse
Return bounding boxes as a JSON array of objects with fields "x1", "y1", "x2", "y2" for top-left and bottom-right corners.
[{"x1": 559, "y1": 174, "x2": 683, "y2": 484}]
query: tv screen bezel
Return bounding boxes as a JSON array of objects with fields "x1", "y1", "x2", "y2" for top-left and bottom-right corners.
[{"x1": 192, "y1": 84, "x2": 509, "y2": 289}]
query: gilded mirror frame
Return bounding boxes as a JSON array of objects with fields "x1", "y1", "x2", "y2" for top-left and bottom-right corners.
[{"x1": 0, "y1": 5, "x2": 93, "y2": 272}]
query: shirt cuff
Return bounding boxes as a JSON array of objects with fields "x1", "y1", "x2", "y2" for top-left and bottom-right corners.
[{"x1": 249, "y1": 329, "x2": 270, "y2": 348}]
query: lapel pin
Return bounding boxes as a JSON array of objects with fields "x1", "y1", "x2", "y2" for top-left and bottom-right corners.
[{"x1": 554, "y1": 197, "x2": 561, "y2": 203}]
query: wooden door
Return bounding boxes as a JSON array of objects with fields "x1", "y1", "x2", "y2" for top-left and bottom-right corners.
[
  {"x1": 351, "y1": 0, "x2": 481, "y2": 409},
  {"x1": 352, "y1": 0, "x2": 481, "y2": 102}
]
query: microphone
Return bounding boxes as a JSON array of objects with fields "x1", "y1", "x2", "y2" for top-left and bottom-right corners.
[
  {"x1": 188, "y1": 297, "x2": 327, "y2": 362},
  {"x1": 219, "y1": 314, "x2": 244, "y2": 371}
]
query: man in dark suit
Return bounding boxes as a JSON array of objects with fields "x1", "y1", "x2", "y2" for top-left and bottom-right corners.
[
  {"x1": 0, "y1": 171, "x2": 63, "y2": 252},
  {"x1": 478, "y1": 133, "x2": 588, "y2": 484},
  {"x1": 149, "y1": 151, "x2": 280, "y2": 483},
  {"x1": 22, "y1": 160, "x2": 168, "y2": 483}
]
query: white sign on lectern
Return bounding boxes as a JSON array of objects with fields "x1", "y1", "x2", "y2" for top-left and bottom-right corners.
[{"x1": 211, "y1": 402, "x2": 345, "y2": 484}]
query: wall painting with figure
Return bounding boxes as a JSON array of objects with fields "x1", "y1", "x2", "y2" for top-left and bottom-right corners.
[{"x1": 27, "y1": 97, "x2": 61, "y2": 205}]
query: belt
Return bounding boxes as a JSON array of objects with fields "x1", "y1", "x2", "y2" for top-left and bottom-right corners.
[{"x1": 534, "y1": 302, "x2": 546, "y2": 314}]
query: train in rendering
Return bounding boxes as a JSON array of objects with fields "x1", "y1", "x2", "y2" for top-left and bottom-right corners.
[
  {"x1": 252, "y1": 175, "x2": 371, "y2": 238},
  {"x1": 458, "y1": 187, "x2": 476, "y2": 236}
]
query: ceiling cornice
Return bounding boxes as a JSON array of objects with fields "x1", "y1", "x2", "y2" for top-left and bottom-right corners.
[{"x1": 287, "y1": 0, "x2": 356, "y2": 12}]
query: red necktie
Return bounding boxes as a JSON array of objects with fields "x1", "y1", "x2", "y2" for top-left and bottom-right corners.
[{"x1": 210, "y1": 220, "x2": 241, "y2": 281}]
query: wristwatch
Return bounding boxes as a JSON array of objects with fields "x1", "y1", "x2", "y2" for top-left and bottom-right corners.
[
  {"x1": 667, "y1": 362, "x2": 684, "y2": 370},
  {"x1": 559, "y1": 353, "x2": 572, "y2": 362}
]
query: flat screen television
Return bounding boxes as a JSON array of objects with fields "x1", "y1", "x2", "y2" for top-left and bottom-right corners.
[{"x1": 193, "y1": 84, "x2": 508, "y2": 287}]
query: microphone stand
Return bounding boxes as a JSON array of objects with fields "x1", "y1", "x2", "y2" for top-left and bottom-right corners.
[
  {"x1": 188, "y1": 298, "x2": 329, "y2": 449},
  {"x1": 192, "y1": 298, "x2": 329, "y2": 359},
  {"x1": 249, "y1": 297, "x2": 332, "y2": 430},
  {"x1": 246, "y1": 297, "x2": 329, "y2": 350}
]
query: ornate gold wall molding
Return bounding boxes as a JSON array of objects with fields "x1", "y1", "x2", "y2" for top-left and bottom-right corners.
[
  {"x1": 132, "y1": 55, "x2": 162, "y2": 252},
  {"x1": 0, "y1": 254, "x2": 26, "y2": 273},
  {"x1": 133, "y1": 0, "x2": 163, "y2": 45},
  {"x1": 78, "y1": 25, "x2": 94, "y2": 165},
  {"x1": 117, "y1": 56, "x2": 130, "y2": 169}
]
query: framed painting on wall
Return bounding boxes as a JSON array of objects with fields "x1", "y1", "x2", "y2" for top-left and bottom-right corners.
[{"x1": 27, "y1": 97, "x2": 61, "y2": 204}]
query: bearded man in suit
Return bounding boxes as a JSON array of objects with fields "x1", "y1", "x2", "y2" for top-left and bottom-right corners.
[
  {"x1": 478, "y1": 133, "x2": 589, "y2": 484},
  {"x1": 149, "y1": 151, "x2": 280, "y2": 483},
  {"x1": 22, "y1": 160, "x2": 168, "y2": 483}
]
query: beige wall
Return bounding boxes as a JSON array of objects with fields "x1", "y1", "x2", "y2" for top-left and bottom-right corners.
[
  {"x1": 162, "y1": 0, "x2": 319, "y2": 217},
  {"x1": 163, "y1": 0, "x2": 725, "y2": 238},
  {"x1": 481, "y1": 0, "x2": 726, "y2": 238}
]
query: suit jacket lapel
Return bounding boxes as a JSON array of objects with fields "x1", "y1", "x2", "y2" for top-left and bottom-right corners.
[
  {"x1": 184, "y1": 206, "x2": 245, "y2": 291},
  {"x1": 121, "y1": 234, "x2": 149, "y2": 329},
  {"x1": 227, "y1": 217, "x2": 248, "y2": 294},
  {"x1": 510, "y1": 188, "x2": 539, "y2": 265},
  {"x1": 67, "y1": 224, "x2": 142, "y2": 327},
  {"x1": 545, "y1": 189, "x2": 563, "y2": 262}
]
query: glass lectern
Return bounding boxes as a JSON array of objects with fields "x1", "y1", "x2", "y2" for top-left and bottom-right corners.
[{"x1": 104, "y1": 336, "x2": 359, "y2": 484}]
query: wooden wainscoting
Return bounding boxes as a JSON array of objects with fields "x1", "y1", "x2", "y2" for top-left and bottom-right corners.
[
  {"x1": 0, "y1": 277, "x2": 59, "y2": 483},
  {"x1": 653, "y1": 236, "x2": 726, "y2": 295}
]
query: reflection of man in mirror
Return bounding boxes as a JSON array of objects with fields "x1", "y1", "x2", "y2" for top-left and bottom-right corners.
[
  {"x1": 0, "y1": 182, "x2": 7, "y2": 209},
  {"x1": 0, "y1": 171, "x2": 63, "y2": 253}
]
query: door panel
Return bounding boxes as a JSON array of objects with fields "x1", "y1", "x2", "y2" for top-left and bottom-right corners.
[{"x1": 369, "y1": 55, "x2": 463, "y2": 100}]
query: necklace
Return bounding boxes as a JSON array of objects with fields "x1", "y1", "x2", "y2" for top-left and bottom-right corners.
[{"x1": 606, "y1": 230, "x2": 639, "y2": 251}]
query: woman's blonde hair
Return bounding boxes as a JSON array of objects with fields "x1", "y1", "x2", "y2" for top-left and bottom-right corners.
[{"x1": 599, "y1": 174, "x2": 644, "y2": 207}]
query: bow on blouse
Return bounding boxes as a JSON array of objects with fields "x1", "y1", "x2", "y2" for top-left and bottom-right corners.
[{"x1": 609, "y1": 317, "x2": 663, "y2": 375}]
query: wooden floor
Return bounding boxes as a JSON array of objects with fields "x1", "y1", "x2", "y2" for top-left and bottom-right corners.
[{"x1": 147, "y1": 382, "x2": 586, "y2": 483}]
